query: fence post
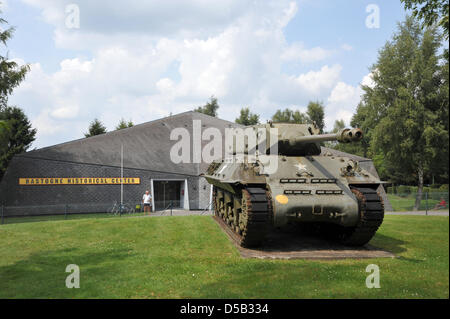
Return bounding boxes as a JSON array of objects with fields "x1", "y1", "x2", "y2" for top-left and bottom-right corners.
[
  {"x1": 425, "y1": 192, "x2": 428, "y2": 216},
  {"x1": 170, "y1": 201, "x2": 173, "y2": 216}
]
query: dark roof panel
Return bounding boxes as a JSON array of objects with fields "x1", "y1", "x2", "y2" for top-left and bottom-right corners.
[{"x1": 22, "y1": 111, "x2": 240, "y2": 175}]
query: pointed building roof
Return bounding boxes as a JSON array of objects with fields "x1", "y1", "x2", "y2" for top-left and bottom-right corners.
[{"x1": 19, "y1": 111, "x2": 240, "y2": 176}]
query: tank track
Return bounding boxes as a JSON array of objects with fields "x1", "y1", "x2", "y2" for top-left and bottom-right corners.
[
  {"x1": 338, "y1": 186, "x2": 385, "y2": 246},
  {"x1": 213, "y1": 186, "x2": 272, "y2": 247}
]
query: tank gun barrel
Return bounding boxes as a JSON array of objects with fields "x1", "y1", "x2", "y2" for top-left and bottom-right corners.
[{"x1": 286, "y1": 128, "x2": 363, "y2": 145}]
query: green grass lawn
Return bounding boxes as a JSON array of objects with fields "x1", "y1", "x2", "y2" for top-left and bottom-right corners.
[
  {"x1": 387, "y1": 194, "x2": 448, "y2": 212},
  {"x1": 2, "y1": 212, "x2": 147, "y2": 225},
  {"x1": 0, "y1": 215, "x2": 448, "y2": 298}
]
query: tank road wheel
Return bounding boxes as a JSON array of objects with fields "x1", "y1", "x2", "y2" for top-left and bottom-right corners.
[
  {"x1": 239, "y1": 196, "x2": 249, "y2": 235},
  {"x1": 224, "y1": 192, "x2": 234, "y2": 226},
  {"x1": 213, "y1": 187, "x2": 224, "y2": 218},
  {"x1": 213, "y1": 187, "x2": 219, "y2": 217},
  {"x1": 212, "y1": 186, "x2": 272, "y2": 248},
  {"x1": 337, "y1": 187, "x2": 385, "y2": 246},
  {"x1": 233, "y1": 197, "x2": 242, "y2": 234}
]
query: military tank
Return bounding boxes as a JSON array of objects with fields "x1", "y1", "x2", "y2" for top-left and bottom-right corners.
[{"x1": 203, "y1": 123, "x2": 384, "y2": 247}]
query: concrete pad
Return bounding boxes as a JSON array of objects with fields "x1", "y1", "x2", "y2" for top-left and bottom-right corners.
[{"x1": 213, "y1": 216, "x2": 396, "y2": 260}]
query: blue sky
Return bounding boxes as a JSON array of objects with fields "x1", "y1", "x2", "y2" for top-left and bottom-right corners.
[
  {"x1": 2, "y1": 0, "x2": 410, "y2": 149},
  {"x1": 283, "y1": 0, "x2": 407, "y2": 83}
]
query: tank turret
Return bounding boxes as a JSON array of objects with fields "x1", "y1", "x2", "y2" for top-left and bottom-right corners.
[{"x1": 247, "y1": 123, "x2": 363, "y2": 156}]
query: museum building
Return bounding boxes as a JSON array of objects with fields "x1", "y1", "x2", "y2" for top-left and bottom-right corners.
[{"x1": 0, "y1": 111, "x2": 391, "y2": 216}]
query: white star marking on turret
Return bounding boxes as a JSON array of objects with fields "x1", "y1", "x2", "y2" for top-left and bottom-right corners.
[{"x1": 295, "y1": 163, "x2": 307, "y2": 172}]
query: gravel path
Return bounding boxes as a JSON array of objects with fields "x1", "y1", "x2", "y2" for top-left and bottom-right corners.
[
  {"x1": 144, "y1": 210, "x2": 449, "y2": 217},
  {"x1": 386, "y1": 210, "x2": 448, "y2": 216},
  {"x1": 144, "y1": 210, "x2": 214, "y2": 217}
]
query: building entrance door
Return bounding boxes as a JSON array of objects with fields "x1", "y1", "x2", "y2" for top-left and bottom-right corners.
[{"x1": 153, "y1": 181, "x2": 182, "y2": 210}]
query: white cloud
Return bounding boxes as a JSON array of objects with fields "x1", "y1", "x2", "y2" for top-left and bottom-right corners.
[
  {"x1": 324, "y1": 76, "x2": 372, "y2": 131},
  {"x1": 33, "y1": 109, "x2": 65, "y2": 135},
  {"x1": 282, "y1": 42, "x2": 332, "y2": 63},
  {"x1": 294, "y1": 65, "x2": 342, "y2": 95},
  {"x1": 0, "y1": 1, "x2": 8, "y2": 10},
  {"x1": 277, "y1": 1, "x2": 298, "y2": 28},
  {"x1": 12, "y1": 0, "x2": 365, "y2": 148},
  {"x1": 328, "y1": 81, "x2": 357, "y2": 104},
  {"x1": 156, "y1": 78, "x2": 175, "y2": 93},
  {"x1": 361, "y1": 71, "x2": 375, "y2": 88},
  {"x1": 22, "y1": 0, "x2": 255, "y2": 47},
  {"x1": 50, "y1": 105, "x2": 79, "y2": 119},
  {"x1": 341, "y1": 44, "x2": 353, "y2": 51}
]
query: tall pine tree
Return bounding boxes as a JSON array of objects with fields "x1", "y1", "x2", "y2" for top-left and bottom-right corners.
[
  {"x1": 84, "y1": 118, "x2": 107, "y2": 137},
  {"x1": 235, "y1": 107, "x2": 259, "y2": 126},
  {"x1": 194, "y1": 96, "x2": 219, "y2": 117}
]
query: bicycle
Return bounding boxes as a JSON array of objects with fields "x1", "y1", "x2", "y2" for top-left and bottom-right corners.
[
  {"x1": 122, "y1": 203, "x2": 135, "y2": 214},
  {"x1": 109, "y1": 202, "x2": 135, "y2": 215}
]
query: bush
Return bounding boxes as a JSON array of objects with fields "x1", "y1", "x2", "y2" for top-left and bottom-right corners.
[
  {"x1": 387, "y1": 184, "x2": 448, "y2": 197},
  {"x1": 397, "y1": 185, "x2": 410, "y2": 195}
]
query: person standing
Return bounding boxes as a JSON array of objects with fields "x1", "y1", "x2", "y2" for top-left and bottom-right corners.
[{"x1": 142, "y1": 190, "x2": 152, "y2": 215}]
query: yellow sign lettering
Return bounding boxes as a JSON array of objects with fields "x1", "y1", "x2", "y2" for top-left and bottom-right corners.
[{"x1": 18, "y1": 178, "x2": 141, "y2": 186}]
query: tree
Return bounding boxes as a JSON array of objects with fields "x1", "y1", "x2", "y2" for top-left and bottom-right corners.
[
  {"x1": 326, "y1": 102, "x2": 374, "y2": 159},
  {"x1": 332, "y1": 119, "x2": 346, "y2": 133},
  {"x1": 84, "y1": 118, "x2": 107, "y2": 137},
  {"x1": 360, "y1": 16, "x2": 448, "y2": 210},
  {"x1": 271, "y1": 108, "x2": 308, "y2": 123},
  {"x1": 0, "y1": 11, "x2": 34, "y2": 180},
  {"x1": 325, "y1": 118, "x2": 370, "y2": 159},
  {"x1": 401, "y1": 0, "x2": 449, "y2": 39},
  {"x1": 324, "y1": 119, "x2": 345, "y2": 149},
  {"x1": 115, "y1": 118, "x2": 134, "y2": 130},
  {"x1": 0, "y1": 119, "x2": 9, "y2": 152},
  {"x1": 235, "y1": 107, "x2": 259, "y2": 126},
  {"x1": 272, "y1": 103, "x2": 324, "y2": 128},
  {"x1": 194, "y1": 96, "x2": 219, "y2": 117},
  {"x1": 1, "y1": 14, "x2": 29, "y2": 109},
  {"x1": 0, "y1": 107, "x2": 36, "y2": 179},
  {"x1": 306, "y1": 101, "x2": 325, "y2": 133},
  {"x1": 347, "y1": 102, "x2": 372, "y2": 158}
]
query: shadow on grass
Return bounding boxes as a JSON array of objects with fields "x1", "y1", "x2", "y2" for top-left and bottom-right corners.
[
  {"x1": 0, "y1": 247, "x2": 135, "y2": 298},
  {"x1": 371, "y1": 233, "x2": 428, "y2": 263},
  {"x1": 369, "y1": 233, "x2": 407, "y2": 255},
  {"x1": 257, "y1": 229, "x2": 406, "y2": 255}
]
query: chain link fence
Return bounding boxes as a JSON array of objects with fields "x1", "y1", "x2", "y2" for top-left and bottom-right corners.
[
  {"x1": 386, "y1": 191, "x2": 449, "y2": 213},
  {"x1": 0, "y1": 202, "x2": 144, "y2": 225},
  {"x1": 0, "y1": 201, "x2": 214, "y2": 225}
]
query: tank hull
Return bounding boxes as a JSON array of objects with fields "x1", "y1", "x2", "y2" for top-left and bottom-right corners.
[
  {"x1": 205, "y1": 155, "x2": 381, "y2": 227},
  {"x1": 204, "y1": 123, "x2": 384, "y2": 247},
  {"x1": 205, "y1": 154, "x2": 384, "y2": 247}
]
